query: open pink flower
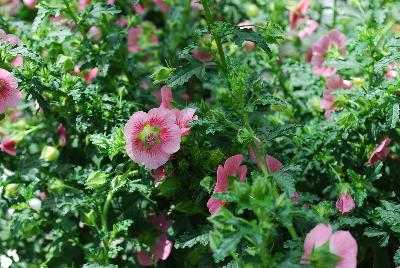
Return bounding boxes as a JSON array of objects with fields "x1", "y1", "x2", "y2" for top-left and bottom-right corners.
[
  {"x1": 336, "y1": 193, "x2": 355, "y2": 214},
  {"x1": 0, "y1": 68, "x2": 21, "y2": 113},
  {"x1": 302, "y1": 224, "x2": 358, "y2": 268},
  {"x1": 133, "y1": 4, "x2": 147, "y2": 15},
  {"x1": 191, "y1": 49, "x2": 212, "y2": 61},
  {"x1": 124, "y1": 108, "x2": 181, "y2": 169},
  {"x1": 0, "y1": 138, "x2": 17, "y2": 156},
  {"x1": 137, "y1": 214, "x2": 173, "y2": 266},
  {"x1": 11, "y1": 55, "x2": 23, "y2": 68},
  {"x1": 289, "y1": 0, "x2": 310, "y2": 30},
  {"x1": 320, "y1": 75, "x2": 352, "y2": 119},
  {"x1": 128, "y1": 27, "x2": 142, "y2": 53},
  {"x1": 174, "y1": 108, "x2": 198, "y2": 136},
  {"x1": 191, "y1": 0, "x2": 203, "y2": 10},
  {"x1": 368, "y1": 137, "x2": 392, "y2": 165},
  {"x1": 310, "y1": 30, "x2": 346, "y2": 77},
  {"x1": 84, "y1": 67, "x2": 98, "y2": 84},
  {"x1": 297, "y1": 18, "x2": 318, "y2": 39},
  {"x1": 207, "y1": 155, "x2": 247, "y2": 214},
  {"x1": 107, "y1": 0, "x2": 115, "y2": 5},
  {"x1": 385, "y1": 63, "x2": 398, "y2": 79},
  {"x1": 23, "y1": 0, "x2": 36, "y2": 9},
  {"x1": 79, "y1": 0, "x2": 90, "y2": 11},
  {"x1": 57, "y1": 123, "x2": 68, "y2": 147},
  {"x1": 153, "y1": 0, "x2": 170, "y2": 13}
]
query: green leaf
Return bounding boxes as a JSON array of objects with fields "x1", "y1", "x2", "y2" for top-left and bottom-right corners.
[
  {"x1": 175, "y1": 229, "x2": 210, "y2": 249},
  {"x1": 394, "y1": 248, "x2": 400, "y2": 266},
  {"x1": 82, "y1": 264, "x2": 118, "y2": 268},
  {"x1": 363, "y1": 228, "x2": 390, "y2": 246},
  {"x1": 271, "y1": 169, "x2": 297, "y2": 197},
  {"x1": 90, "y1": 128, "x2": 125, "y2": 160},
  {"x1": 167, "y1": 60, "x2": 206, "y2": 87},
  {"x1": 85, "y1": 171, "x2": 108, "y2": 189},
  {"x1": 389, "y1": 103, "x2": 399, "y2": 129},
  {"x1": 233, "y1": 28, "x2": 272, "y2": 57}
]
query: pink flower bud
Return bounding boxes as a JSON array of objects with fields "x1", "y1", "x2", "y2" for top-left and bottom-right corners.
[
  {"x1": 0, "y1": 138, "x2": 17, "y2": 156},
  {"x1": 57, "y1": 123, "x2": 68, "y2": 147},
  {"x1": 336, "y1": 193, "x2": 355, "y2": 214}
]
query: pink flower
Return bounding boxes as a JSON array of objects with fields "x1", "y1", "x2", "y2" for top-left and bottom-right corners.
[
  {"x1": 368, "y1": 137, "x2": 392, "y2": 165},
  {"x1": 137, "y1": 214, "x2": 173, "y2": 266},
  {"x1": 191, "y1": 0, "x2": 203, "y2": 10},
  {"x1": 320, "y1": 75, "x2": 352, "y2": 119},
  {"x1": 107, "y1": 0, "x2": 115, "y2": 5},
  {"x1": 152, "y1": 167, "x2": 167, "y2": 184},
  {"x1": 57, "y1": 123, "x2": 68, "y2": 147},
  {"x1": 174, "y1": 108, "x2": 198, "y2": 136},
  {"x1": 133, "y1": 4, "x2": 147, "y2": 15},
  {"x1": 289, "y1": 0, "x2": 310, "y2": 30},
  {"x1": 151, "y1": 34, "x2": 158, "y2": 44},
  {"x1": 297, "y1": 19, "x2": 318, "y2": 39},
  {"x1": 291, "y1": 191, "x2": 299, "y2": 202},
  {"x1": 87, "y1": 26, "x2": 101, "y2": 41},
  {"x1": 137, "y1": 234, "x2": 172, "y2": 266},
  {"x1": 153, "y1": 0, "x2": 170, "y2": 13},
  {"x1": 11, "y1": 56, "x2": 23, "y2": 68},
  {"x1": 160, "y1": 86, "x2": 173, "y2": 109},
  {"x1": 0, "y1": 68, "x2": 21, "y2": 114},
  {"x1": 0, "y1": 138, "x2": 17, "y2": 156},
  {"x1": 0, "y1": 0, "x2": 20, "y2": 15},
  {"x1": 79, "y1": 0, "x2": 90, "y2": 11},
  {"x1": 23, "y1": 0, "x2": 36, "y2": 9},
  {"x1": 191, "y1": 49, "x2": 212, "y2": 61},
  {"x1": 336, "y1": 193, "x2": 355, "y2": 214},
  {"x1": 116, "y1": 18, "x2": 128, "y2": 27},
  {"x1": 207, "y1": 155, "x2": 247, "y2": 214},
  {"x1": 124, "y1": 108, "x2": 181, "y2": 169},
  {"x1": 127, "y1": 27, "x2": 142, "y2": 53},
  {"x1": 302, "y1": 224, "x2": 358, "y2": 268},
  {"x1": 385, "y1": 63, "x2": 398, "y2": 79},
  {"x1": 248, "y1": 147, "x2": 284, "y2": 173},
  {"x1": 310, "y1": 30, "x2": 346, "y2": 77},
  {"x1": 140, "y1": 81, "x2": 150, "y2": 90},
  {"x1": 84, "y1": 67, "x2": 98, "y2": 84}
]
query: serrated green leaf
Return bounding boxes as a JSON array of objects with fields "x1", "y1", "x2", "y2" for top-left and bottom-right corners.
[{"x1": 167, "y1": 61, "x2": 206, "y2": 87}]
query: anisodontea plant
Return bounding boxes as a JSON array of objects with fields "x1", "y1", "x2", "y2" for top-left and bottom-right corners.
[{"x1": 0, "y1": 0, "x2": 399, "y2": 267}]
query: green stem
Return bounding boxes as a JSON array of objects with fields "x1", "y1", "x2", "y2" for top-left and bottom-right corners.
[
  {"x1": 62, "y1": 0, "x2": 86, "y2": 37},
  {"x1": 332, "y1": 0, "x2": 337, "y2": 28},
  {"x1": 200, "y1": 0, "x2": 228, "y2": 73},
  {"x1": 286, "y1": 224, "x2": 299, "y2": 240},
  {"x1": 101, "y1": 191, "x2": 113, "y2": 232}
]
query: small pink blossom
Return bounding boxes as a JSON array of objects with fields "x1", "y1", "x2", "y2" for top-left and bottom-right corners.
[
  {"x1": 140, "y1": 81, "x2": 150, "y2": 90},
  {"x1": 124, "y1": 108, "x2": 181, "y2": 169},
  {"x1": 302, "y1": 224, "x2": 358, "y2": 268},
  {"x1": 174, "y1": 108, "x2": 198, "y2": 136},
  {"x1": 336, "y1": 193, "x2": 355, "y2": 214},
  {"x1": 160, "y1": 86, "x2": 173, "y2": 109},
  {"x1": 116, "y1": 18, "x2": 128, "y2": 27},
  {"x1": 127, "y1": 27, "x2": 142, "y2": 53},
  {"x1": 0, "y1": 138, "x2": 17, "y2": 156},
  {"x1": 133, "y1": 4, "x2": 147, "y2": 15},
  {"x1": 320, "y1": 75, "x2": 352, "y2": 119},
  {"x1": 291, "y1": 191, "x2": 299, "y2": 202},
  {"x1": 152, "y1": 166, "x2": 167, "y2": 184},
  {"x1": 79, "y1": 0, "x2": 90, "y2": 11},
  {"x1": 11, "y1": 56, "x2": 23, "y2": 68},
  {"x1": 191, "y1": 0, "x2": 203, "y2": 10},
  {"x1": 87, "y1": 26, "x2": 101, "y2": 41},
  {"x1": 151, "y1": 34, "x2": 158, "y2": 44},
  {"x1": 385, "y1": 63, "x2": 398, "y2": 79},
  {"x1": 310, "y1": 30, "x2": 346, "y2": 77},
  {"x1": 107, "y1": 0, "x2": 115, "y2": 5},
  {"x1": 368, "y1": 137, "x2": 392, "y2": 165},
  {"x1": 153, "y1": 0, "x2": 170, "y2": 13},
  {"x1": 0, "y1": 68, "x2": 21, "y2": 113},
  {"x1": 57, "y1": 123, "x2": 68, "y2": 147},
  {"x1": 147, "y1": 214, "x2": 172, "y2": 232},
  {"x1": 207, "y1": 155, "x2": 247, "y2": 214},
  {"x1": 297, "y1": 18, "x2": 318, "y2": 39},
  {"x1": 23, "y1": 0, "x2": 36, "y2": 9},
  {"x1": 289, "y1": 0, "x2": 310, "y2": 30},
  {"x1": 84, "y1": 67, "x2": 98, "y2": 84},
  {"x1": 191, "y1": 49, "x2": 212, "y2": 61},
  {"x1": 39, "y1": 191, "x2": 47, "y2": 201}
]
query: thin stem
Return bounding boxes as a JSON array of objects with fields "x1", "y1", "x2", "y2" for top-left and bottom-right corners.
[
  {"x1": 332, "y1": 0, "x2": 337, "y2": 28},
  {"x1": 62, "y1": 0, "x2": 86, "y2": 37},
  {"x1": 101, "y1": 191, "x2": 113, "y2": 232},
  {"x1": 286, "y1": 224, "x2": 299, "y2": 240},
  {"x1": 200, "y1": 0, "x2": 228, "y2": 73}
]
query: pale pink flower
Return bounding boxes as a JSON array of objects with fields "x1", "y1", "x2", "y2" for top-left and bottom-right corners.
[
  {"x1": 133, "y1": 4, "x2": 147, "y2": 15},
  {"x1": 39, "y1": 191, "x2": 47, "y2": 201},
  {"x1": 57, "y1": 123, "x2": 68, "y2": 147},
  {"x1": 84, "y1": 67, "x2": 98, "y2": 84},
  {"x1": 207, "y1": 154, "x2": 247, "y2": 214},
  {"x1": 160, "y1": 86, "x2": 173, "y2": 109},
  {"x1": 297, "y1": 18, "x2": 318, "y2": 39},
  {"x1": 140, "y1": 81, "x2": 150, "y2": 90},
  {"x1": 87, "y1": 26, "x2": 101, "y2": 41},
  {"x1": 248, "y1": 147, "x2": 284, "y2": 173},
  {"x1": 0, "y1": 138, "x2": 17, "y2": 156},
  {"x1": 385, "y1": 63, "x2": 398, "y2": 79},
  {"x1": 79, "y1": 0, "x2": 90, "y2": 11},
  {"x1": 336, "y1": 193, "x2": 355, "y2": 214},
  {"x1": 124, "y1": 108, "x2": 181, "y2": 169},
  {"x1": 0, "y1": 68, "x2": 21, "y2": 113},
  {"x1": 23, "y1": 0, "x2": 36, "y2": 9},
  {"x1": 174, "y1": 108, "x2": 198, "y2": 136},
  {"x1": 191, "y1": 49, "x2": 212, "y2": 61},
  {"x1": 310, "y1": 30, "x2": 346, "y2": 77},
  {"x1": 368, "y1": 137, "x2": 392, "y2": 165},
  {"x1": 137, "y1": 214, "x2": 173, "y2": 266},
  {"x1": 320, "y1": 75, "x2": 352, "y2": 119},
  {"x1": 116, "y1": 18, "x2": 128, "y2": 27},
  {"x1": 153, "y1": 0, "x2": 170, "y2": 13},
  {"x1": 11, "y1": 56, "x2": 23, "y2": 68},
  {"x1": 191, "y1": 0, "x2": 203, "y2": 10},
  {"x1": 302, "y1": 224, "x2": 358, "y2": 268},
  {"x1": 107, "y1": 0, "x2": 115, "y2": 5},
  {"x1": 127, "y1": 27, "x2": 142, "y2": 53},
  {"x1": 289, "y1": 0, "x2": 310, "y2": 30}
]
